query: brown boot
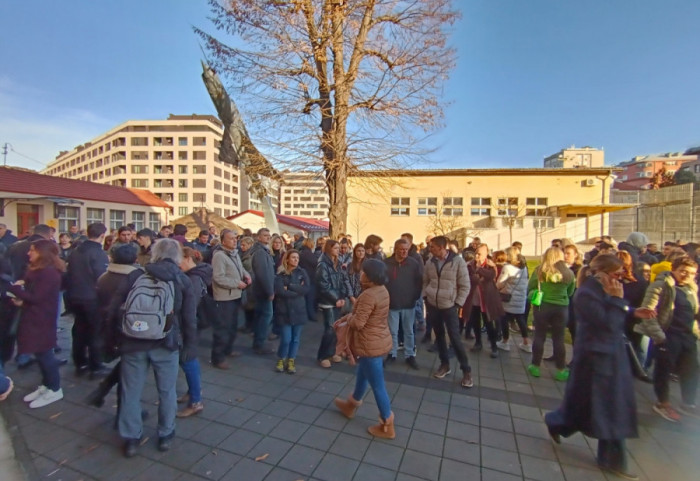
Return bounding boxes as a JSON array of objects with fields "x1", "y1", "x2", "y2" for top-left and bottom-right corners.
[
  {"x1": 368, "y1": 412, "x2": 395, "y2": 439},
  {"x1": 334, "y1": 395, "x2": 362, "y2": 419}
]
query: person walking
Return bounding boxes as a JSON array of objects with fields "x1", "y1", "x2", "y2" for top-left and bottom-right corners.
[
  {"x1": 423, "y1": 236, "x2": 473, "y2": 388},
  {"x1": 545, "y1": 254, "x2": 651, "y2": 481},
  {"x1": 334, "y1": 259, "x2": 396, "y2": 439},
  {"x1": 273, "y1": 250, "x2": 310, "y2": 374}
]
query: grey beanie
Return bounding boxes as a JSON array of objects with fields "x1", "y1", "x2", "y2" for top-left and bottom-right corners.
[{"x1": 626, "y1": 232, "x2": 649, "y2": 249}]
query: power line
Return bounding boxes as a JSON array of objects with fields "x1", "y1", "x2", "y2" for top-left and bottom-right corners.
[{"x1": 4, "y1": 144, "x2": 48, "y2": 167}]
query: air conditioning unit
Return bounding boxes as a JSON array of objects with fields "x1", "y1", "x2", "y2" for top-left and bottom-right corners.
[{"x1": 585, "y1": 179, "x2": 595, "y2": 186}]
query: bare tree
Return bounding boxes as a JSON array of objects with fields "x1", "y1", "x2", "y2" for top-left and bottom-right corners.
[
  {"x1": 425, "y1": 194, "x2": 465, "y2": 237},
  {"x1": 195, "y1": 0, "x2": 459, "y2": 237},
  {"x1": 493, "y1": 198, "x2": 526, "y2": 245}
]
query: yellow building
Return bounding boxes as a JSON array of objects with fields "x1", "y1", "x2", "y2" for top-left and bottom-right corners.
[
  {"x1": 347, "y1": 168, "x2": 630, "y2": 256},
  {"x1": 544, "y1": 146, "x2": 605, "y2": 169}
]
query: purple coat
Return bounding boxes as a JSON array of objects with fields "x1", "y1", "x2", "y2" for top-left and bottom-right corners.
[{"x1": 9, "y1": 266, "x2": 61, "y2": 354}]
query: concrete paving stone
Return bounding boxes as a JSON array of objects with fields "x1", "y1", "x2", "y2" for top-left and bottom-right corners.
[
  {"x1": 189, "y1": 450, "x2": 241, "y2": 480},
  {"x1": 264, "y1": 466, "x2": 314, "y2": 481},
  {"x1": 315, "y1": 380, "x2": 347, "y2": 397},
  {"x1": 261, "y1": 399, "x2": 298, "y2": 418},
  {"x1": 303, "y1": 392, "x2": 336, "y2": 409},
  {"x1": 275, "y1": 386, "x2": 313, "y2": 403},
  {"x1": 216, "y1": 405, "x2": 258, "y2": 428},
  {"x1": 384, "y1": 380, "x2": 401, "y2": 395},
  {"x1": 159, "y1": 439, "x2": 212, "y2": 471},
  {"x1": 439, "y1": 458, "x2": 480, "y2": 481},
  {"x1": 267, "y1": 418, "x2": 309, "y2": 443},
  {"x1": 174, "y1": 472, "x2": 211, "y2": 481},
  {"x1": 371, "y1": 424, "x2": 411, "y2": 448},
  {"x1": 248, "y1": 436, "x2": 294, "y2": 465},
  {"x1": 293, "y1": 377, "x2": 323, "y2": 391},
  {"x1": 512, "y1": 417, "x2": 549, "y2": 440},
  {"x1": 22, "y1": 421, "x2": 76, "y2": 455},
  {"x1": 237, "y1": 393, "x2": 275, "y2": 411},
  {"x1": 519, "y1": 453, "x2": 564, "y2": 481},
  {"x1": 313, "y1": 409, "x2": 350, "y2": 431},
  {"x1": 220, "y1": 457, "x2": 272, "y2": 481},
  {"x1": 102, "y1": 455, "x2": 154, "y2": 481},
  {"x1": 480, "y1": 377, "x2": 507, "y2": 390},
  {"x1": 481, "y1": 427, "x2": 517, "y2": 452},
  {"x1": 325, "y1": 371, "x2": 354, "y2": 384},
  {"x1": 329, "y1": 432, "x2": 371, "y2": 461},
  {"x1": 481, "y1": 411, "x2": 514, "y2": 433},
  {"x1": 442, "y1": 437, "x2": 480, "y2": 466},
  {"x1": 391, "y1": 395, "x2": 422, "y2": 412},
  {"x1": 286, "y1": 404, "x2": 323, "y2": 424},
  {"x1": 422, "y1": 388, "x2": 451, "y2": 405},
  {"x1": 399, "y1": 448, "x2": 442, "y2": 480},
  {"x1": 448, "y1": 406, "x2": 480, "y2": 425},
  {"x1": 242, "y1": 413, "x2": 284, "y2": 435},
  {"x1": 352, "y1": 462, "x2": 396, "y2": 481},
  {"x1": 278, "y1": 444, "x2": 326, "y2": 476},
  {"x1": 190, "y1": 421, "x2": 236, "y2": 447},
  {"x1": 362, "y1": 439, "x2": 405, "y2": 471},
  {"x1": 297, "y1": 425, "x2": 340, "y2": 451},
  {"x1": 394, "y1": 384, "x2": 426, "y2": 400},
  {"x1": 395, "y1": 473, "x2": 428, "y2": 481},
  {"x1": 254, "y1": 381, "x2": 290, "y2": 399},
  {"x1": 390, "y1": 408, "x2": 417, "y2": 429},
  {"x1": 445, "y1": 420, "x2": 480, "y2": 444},
  {"x1": 69, "y1": 444, "x2": 125, "y2": 478},
  {"x1": 481, "y1": 445, "x2": 522, "y2": 477},
  {"x1": 33, "y1": 454, "x2": 77, "y2": 478},
  {"x1": 174, "y1": 415, "x2": 212, "y2": 440},
  {"x1": 218, "y1": 428, "x2": 264, "y2": 455},
  {"x1": 514, "y1": 434, "x2": 557, "y2": 461},
  {"x1": 481, "y1": 399, "x2": 511, "y2": 416},
  {"x1": 449, "y1": 392, "x2": 479, "y2": 410},
  {"x1": 340, "y1": 418, "x2": 375, "y2": 439},
  {"x1": 508, "y1": 404, "x2": 542, "y2": 422},
  {"x1": 552, "y1": 444, "x2": 599, "y2": 469},
  {"x1": 407, "y1": 429, "x2": 444, "y2": 456},
  {"x1": 312, "y1": 452, "x2": 360, "y2": 481},
  {"x1": 418, "y1": 399, "x2": 450, "y2": 418},
  {"x1": 481, "y1": 467, "x2": 524, "y2": 481},
  {"x1": 198, "y1": 400, "x2": 235, "y2": 421},
  {"x1": 411, "y1": 413, "x2": 447, "y2": 436},
  {"x1": 559, "y1": 464, "x2": 608, "y2": 481},
  {"x1": 505, "y1": 381, "x2": 533, "y2": 394}
]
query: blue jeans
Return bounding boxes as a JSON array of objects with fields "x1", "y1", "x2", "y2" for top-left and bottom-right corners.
[
  {"x1": 119, "y1": 348, "x2": 178, "y2": 439},
  {"x1": 278, "y1": 324, "x2": 303, "y2": 359},
  {"x1": 353, "y1": 356, "x2": 392, "y2": 420},
  {"x1": 253, "y1": 299, "x2": 273, "y2": 349},
  {"x1": 179, "y1": 358, "x2": 202, "y2": 404},
  {"x1": 414, "y1": 298, "x2": 425, "y2": 327},
  {"x1": 0, "y1": 360, "x2": 10, "y2": 396},
  {"x1": 35, "y1": 349, "x2": 60, "y2": 391},
  {"x1": 389, "y1": 308, "x2": 416, "y2": 357}
]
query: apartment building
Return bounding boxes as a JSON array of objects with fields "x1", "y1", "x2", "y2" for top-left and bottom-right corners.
[
  {"x1": 543, "y1": 146, "x2": 605, "y2": 168},
  {"x1": 347, "y1": 168, "x2": 631, "y2": 256},
  {"x1": 41, "y1": 114, "x2": 274, "y2": 218},
  {"x1": 279, "y1": 171, "x2": 330, "y2": 219},
  {"x1": 613, "y1": 150, "x2": 699, "y2": 190}
]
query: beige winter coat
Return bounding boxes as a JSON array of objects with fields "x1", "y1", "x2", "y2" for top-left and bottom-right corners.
[
  {"x1": 422, "y1": 251, "x2": 471, "y2": 309},
  {"x1": 212, "y1": 248, "x2": 249, "y2": 301},
  {"x1": 348, "y1": 285, "x2": 392, "y2": 358}
]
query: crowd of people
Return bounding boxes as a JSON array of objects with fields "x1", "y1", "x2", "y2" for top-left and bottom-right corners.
[{"x1": 0, "y1": 220, "x2": 698, "y2": 478}]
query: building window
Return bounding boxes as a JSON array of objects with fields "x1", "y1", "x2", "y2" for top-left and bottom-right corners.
[
  {"x1": 109, "y1": 210, "x2": 126, "y2": 230},
  {"x1": 501, "y1": 218, "x2": 524, "y2": 228},
  {"x1": 214, "y1": 181, "x2": 222, "y2": 190},
  {"x1": 178, "y1": 165, "x2": 188, "y2": 174},
  {"x1": 497, "y1": 197, "x2": 519, "y2": 216},
  {"x1": 390, "y1": 197, "x2": 410, "y2": 216},
  {"x1": 56, "y1": 206, "x2": 79, "y2": 233},
  {"x1": 178, "y1": 207, "x2": 189, "y2": 216},
  {"x1": 533, "y1": 218, "x2": 555, "y2": 229},
  {"x1": 132, "y1": 211, "x2": 145, "y2": 231},
  {"x1": 193, "y1": 151, "x2": 206, "y2": 161},
  {"x1": 130, "y1": 137, "x2": 148, "y2": 147},
  {"x1": 470, "y1": 197, "x2": 490, "y2": 216},
  {"x1": 178, "y1": 179, "x2": 188, "y2": 188},
  {"x1": 193, "y1": 137, "x2": 206, "y2": 146},
  {"x1": 131, "y1": 179, "x2": 149, "y2": 188},
  {"x1": 193, "y1": 179, "x2": 206, "y2": 188},
  {"x1": 131, "y1": 164, "x2": 148, "y2": 174},
  {"x1": 148, "y1": 213, "x2": 160, "y2": 231},
  {"x1": 178, "y1": 151, "x2": 188, "y2": 161},
  {"x1": 193, "y1": 193, "x2": 206, "y2": 203},
  {"x1": 193, "y1": 165, "x2": 206, "y2": 174},
  {"x1": 525, "y1": 197, "x2": 548, "y2": 216},
  {"x1": 444, "y1": 207, "x2": 464, "y2": 216},
  {"x1": 178, "y1": 193, "x2": 188, "y2": 202},
  {"x1": 86, "y1": 208, "x2": 104, "y2": 225},
  {"x1": 178, "y1": 137, "x2": 188, "y2": 146},
  {"x1": 214, "y1": 194, "x2": 222, "y2": 203},
  {"x1": 214, "y1": 167, "x2": 222, "y2": 177}
]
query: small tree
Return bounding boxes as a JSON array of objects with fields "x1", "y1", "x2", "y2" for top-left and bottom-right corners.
[
  {"x1": 426, "y1": 195, "x2": 466, "y2": 237},
  {"x1": 649, "y1": 166, "x2": 676, "y2": 189},
  {"x1": 674, "y1": 169, "x2": 696, "y2": 185},
  {"x1": 493, "y1": 198, "x2": 525, "y2": 245}
]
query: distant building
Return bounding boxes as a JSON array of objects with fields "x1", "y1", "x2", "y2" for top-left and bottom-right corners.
[
  {"x1": 543, "y1": 146, "x2": 604, "y2": 168},
  {"x1": 613, "y1": 150, "x2": 699, "y2": 190},
  {"x1": 227, "y1": 210, "x2": 329, "y2": 240},
  {"x1": 0, "y1": 166, "x2": 171, "y2": 237},
  {"x1": 278, "y1": 171, "x2": 329, "y2": 219},
  {"x1": 41, "y1": 114, "x2": 279, "y2": 218}
]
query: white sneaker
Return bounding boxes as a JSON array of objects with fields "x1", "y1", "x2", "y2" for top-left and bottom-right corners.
[
  {"x1": 496, "y1": 341, "x2": 511, "y2": 351},
  {"x1": 29, "y1": 388, "x2": 63, "y2": 408},
  {"x1": 518, "y1": 343, "x2": 532, "y2": 353},
  {"x1": 23, "y1": 385, "x2": 47, "y2": 403}
]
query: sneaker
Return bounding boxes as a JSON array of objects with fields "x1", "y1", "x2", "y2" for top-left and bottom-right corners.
[
  {"x1": 653, "y1": 403, "x2": 681, "y2": 422},
  {"x1": 543, "y1": 355, "x2": 555, "y2": 362},
  {"x1": 319, "y1": 359, "x2": 331, "y2": 368},
  {"x1": 158, "y1": 432, "x2": 175, "y2": 452},
  {"x1": 490, "y1": 349, "x2": 499, "y2": 359},
  {"x1": 433, "y1": 364, "x2": 451, "y2": 379},
  {"x1": 405, "y1": 356, "x2": 420, "y2": 371},
  {"x1": 554, "y1": 369, "x2": 569, "y2": 382},
  {"x1": 678, "y1": 404, "x2": 700, "y2": 420},
  {"x1": 470, "y1": 343, "x2": 483, "y2": 352},
  {"x1": 23, "y1": 385, "x2": 47, "y2": 403},
  {"x1": 123, "y1": 438, "x2": 140, "y2": 458},
  {"x1": 496, "y1": 341, "x2": 511, "y2": 351},
  {"x1": 331, "y1": 354, "x2": 343, "y2": 363},
  {"x1": 384, "y1": 355, "x2": 397, "y2": 367},
  {"x1": 461, "y1": 372, "x2": 474, "y2": 388},
  {"x1": 286, "y1": 358, "x2": 296, "y2": 374},
  {"x1": 29, "y1": 388, "x2": 63, "y2": 408},
  {"x1": 275, "y1": 359, "x2": 286, "y2": 373},
  {"x1": 518, "y1": 342, "x2": 532, "y2": 353},
  {"x1": 527, "y1": 364, "x2": 541, "y2": 378},
  {"x1": 398, "y1": 342, "x2": 405, "y2": 351}
]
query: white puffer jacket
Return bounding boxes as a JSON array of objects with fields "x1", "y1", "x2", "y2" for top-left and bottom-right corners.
[{"x1": 496, "y1": 264, "x2": 528, "y2": 315}]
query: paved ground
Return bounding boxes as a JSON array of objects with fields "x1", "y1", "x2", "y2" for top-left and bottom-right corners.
[{"x1": 1, "y1": 314, "x2": 699, "y2": 481}]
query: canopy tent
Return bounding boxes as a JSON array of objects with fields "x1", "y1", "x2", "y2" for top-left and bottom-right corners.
[{"x1": 170, "y1": 208, "x2": 244, "y2": 239}]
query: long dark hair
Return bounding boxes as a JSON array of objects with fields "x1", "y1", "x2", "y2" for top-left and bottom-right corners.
[
  {"x1": 350, "y1": 242, "x2": 366, "y2": 273},
  {"x1": 323, "y1": 239, "x2": 339, "y2": 267},
  {"x1": 29, "y1": 239, "x2": 66, "y2": 272}
]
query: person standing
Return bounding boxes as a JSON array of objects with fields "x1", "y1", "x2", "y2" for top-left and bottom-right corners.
[
  {"x1": 65, "y1": 223, "x2": 109, "y2": 378},
  {"x1": 545, "y1": 255, "x2": 649, "y2": 481},
  {"x1": 0, "y1": 223, "x2": 17, "y2": 249},
  {"x1": 423, "y1": 236, "x2": 473, "y2": 387},
  {"x1": 210, "y1": 230, "x2": 250, "y2": 369},
  {"x1": 384, "y1": 239, "x2": 422, "y2": 369},
  {"x1": 9, "y1": 240, "x2": 66, "y2": 408},
  {"x1": 316, "y1": 240, "x2": 348, "y2": 367},
  {"x1": 496, "y1": 246, "x2": 530, "y2": 352},
  {"x1": 250, "y1": 228, "x2": 276, "y2": 354},
  {"x1": 466, "y1": 244, "x2": 505, "y2": 358}
]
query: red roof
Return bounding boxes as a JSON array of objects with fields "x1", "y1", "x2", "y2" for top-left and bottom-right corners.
[
  {"x1": 227, "y1": 210, "x2": 329, "y2": 232},
  {"x1": 0, "y1": 167, "x2": 171, "y2": 208}
]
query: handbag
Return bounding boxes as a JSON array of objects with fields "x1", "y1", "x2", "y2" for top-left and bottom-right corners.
[
  {"x1": 499, "y1": 292, "x2": 512, "y2": 302},
  {"x1": 529, "y1": 279, "x2": 543, "y2": 306}
]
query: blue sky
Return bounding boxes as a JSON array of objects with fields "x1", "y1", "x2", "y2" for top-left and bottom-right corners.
[{"x1": 2, "y1": 0, "x2": 699, "y2": 171}]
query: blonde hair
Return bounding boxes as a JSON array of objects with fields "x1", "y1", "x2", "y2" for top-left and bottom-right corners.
[
  {"x1": 239, "y1": 236, "x2": 254, "y2": 248},
  {"x1": 278, "y1": 249, "x2": 299, "y2": 275},
  {"x1": 538, "y1": 247, "x2": 565, "y2": 282},
  {"x1": 504, "y1": 246, "x2": 521, "y2": 267}
]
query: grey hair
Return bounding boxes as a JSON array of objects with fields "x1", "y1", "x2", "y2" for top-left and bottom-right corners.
[
  {"x1": 151, "y1": 238, "x2": 183, "y2": 265},
  {"x1": 220, "y1": 229, "x2": 237, "y2": 240}
]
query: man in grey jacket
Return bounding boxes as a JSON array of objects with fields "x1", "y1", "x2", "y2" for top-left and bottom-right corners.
[
  {"x1": 423, "y1": 236, "x2": 473, "y2": 387},
  {"x1": 211, "y1": 229, "x2": 251, "y2": 369},
  {"x1": 250, "y1": 228, "x2": 276, "y2": 354}
]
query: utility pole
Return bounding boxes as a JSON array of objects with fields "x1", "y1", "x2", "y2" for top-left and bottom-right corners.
[{"x1": 2, "y1": 143, "x2": 8, "y2": 166}]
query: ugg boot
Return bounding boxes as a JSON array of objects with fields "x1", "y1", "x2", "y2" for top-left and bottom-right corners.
[
  {"x1": 334, "y1": 395, "x2": 362, "y2": 419},
  {"x1": 368, "y1": 412, "x2": 395, "y2": 439}
]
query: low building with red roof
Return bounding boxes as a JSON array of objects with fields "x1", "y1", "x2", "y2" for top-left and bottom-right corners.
[{"x1": 227, "y1": 210, "x2": 329, "y2": 239}]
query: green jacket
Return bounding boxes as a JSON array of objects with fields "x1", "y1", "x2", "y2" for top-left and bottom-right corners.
[
  {"x1": 527, "y1": 262, "x2": 575, "y2": 306},
  {"x1": 635, "y1": 271, "x2": 698, "y2": 343}
]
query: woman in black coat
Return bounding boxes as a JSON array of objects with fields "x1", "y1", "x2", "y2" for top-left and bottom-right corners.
[
  {"x1": 315, "y1": 240, "x2": 348, "y2": 367},
  {"x1": 544, "y1": 254, "x2": 652, "y2": 480},
  {"x1": 299, "y1": 238, "x2": 318, "y2": 322},
  {"x1": 273, "y1": 250, "x2": 310, "y2": 374}
]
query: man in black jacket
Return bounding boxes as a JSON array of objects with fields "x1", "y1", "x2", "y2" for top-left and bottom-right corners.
[
  {"x1": 250, "y1": 228, "x2": 276, "y2": 354},
  {"x1": 66, "y1": 223, "x2": 109, "y2": 378}
]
